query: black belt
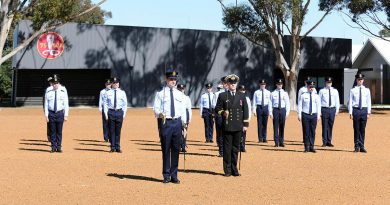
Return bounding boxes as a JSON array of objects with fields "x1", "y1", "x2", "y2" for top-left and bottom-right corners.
[
  {"x1": 353, "y1": 107, "x2": 367, "y2": 110},
  {"x1": 109, "y1": 108, "x2": 122, "y2": 111},
  {"x1": 257, "y1": 105, "x2": 268, "y2": 107},
  {"x1": 302, "y1": 112, "x2": 317, "y2": 115},
  {"x1": 166, "y1": 117, "x2": 181, "y2": 121},
  {"x1": 49, "y1": 110, "x2": 63, "y2": 113},
  {"x1": 273, "y1": 107, "x2": 285, "y2": 109},
  {"x1": 321, "y1": 107, "x2": 335, "y2": 109}
]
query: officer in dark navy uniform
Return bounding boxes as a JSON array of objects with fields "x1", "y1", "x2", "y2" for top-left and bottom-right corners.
[
  {"x1": 44, "y1": 75, "x2": 69, "y2": 153},
  {"x1": 199, "y1": 83, "x2": 215, "y2": 143},
  {"x1": 153, "y1": 69, "x2": 187, "y2": 184},
  {"x1": 348, "y1": 73, "x2": 371, "y2": 153},
  {"x1": 215, "y1": 74, "x2": 249, "y2": 177},
  {"x1": 103, "y1": 77, "x2": 128, "y2": 153}
]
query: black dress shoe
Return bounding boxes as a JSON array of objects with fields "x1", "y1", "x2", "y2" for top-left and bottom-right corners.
[
  {"x1": 223, "y1": 173, "x2": 231, "y2": 177},
  {"x1": 171, "y1": 178, "x2": 180, "y2": 184},
  {"x1": 321, "y1": 144, "x2": 327, "y2": 147},
  {"x1": 241, "y1": 149, "x2": 246, "y2": 152},
  {"x1": 210, "y1": 140, "x2": 214, "y2": 143},
  {"x1": 116, "y1": 149, "x2": 122, "y2": 153},
  {"x1": 218, "y1": 153, "x2": 223, "y2": 157},
  {"x1": 304, "y1": 149, "x2": 308, "y2": 153},
  {"x1": 163, "y1": 178, "x2": 170, "y2": 183},
  {"x1": 354, "y1": 148, "x2": 360, "y2": 152},
  {"x1": 263, "y1": 139, "x2": 268, "y2": 143},
  {"x1": 279, "y1": 144, "x2": 285, "y2": 147},
  {"x1": 232, "y1": 173, "x2": 241, "y2": 177},
  {"x1": 274, "y1": 144, "x2": 279, "y2": 147},
  {"x1": 104, "y1": 139, "x2": 108, "y2": 142},
  {"x1": 360, "y1": 148, "x2": 367, "y2": 153},
  {"x1": 50, "y1": 148, "x2": 56, "y2": 153},
  {"x1": 327, "y1": 143, "x2": 334, "y2": 147},
  {"x1": 110, "y1": 149, "x2": 115, "y2": 153},
  {"x1": 310, "y1": 149, "x2": 316, "y2": 153},
  {"x1": 57, "y1": 149, "x2": 62, "y2": 153}
]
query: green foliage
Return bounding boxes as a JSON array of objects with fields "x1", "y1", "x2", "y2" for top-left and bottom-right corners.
[
  {"x1": 379, "y1": 28, "x2": 390, "y2": 37},
  {"x1": 0, "y1": 49, "x2": 12, "y2": 98}
]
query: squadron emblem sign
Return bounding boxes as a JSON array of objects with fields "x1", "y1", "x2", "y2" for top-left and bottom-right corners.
[{"x1": 37, "y1": 32, "x2": 64, "y2": 59}]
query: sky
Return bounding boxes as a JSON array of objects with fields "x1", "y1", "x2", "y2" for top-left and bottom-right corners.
[{"x1": 93, "y1": 0, "x2": 385, "y2": 47}]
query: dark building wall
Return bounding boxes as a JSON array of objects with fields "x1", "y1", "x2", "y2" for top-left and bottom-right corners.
[{"x1": 13, "y1": 21, "x2": 351, "y2": 107}]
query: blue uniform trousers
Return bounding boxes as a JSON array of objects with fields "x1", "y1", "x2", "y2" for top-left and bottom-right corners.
[
  {"x1": 108, "y1": 109, "x2": 124, "y2": 150},
  {"x1": 223, "y1": 130, "x2": 240, "y2": 175},
  {"x1": 272, "y1": 108, "x2": 286, "y2": 146},
  {"x1": 214, "y1": 114, "x2": 223, "y2": 155},
  {"x1": 48, "y1": 110, "x2": 64, "y2": 150},
  {"x1": 302, "y1": 113, "x2": 318, "y2": 150},
  {"x1": 321, "y1": 107, "x2": 336, "y2": 145},
  {"x1": 102, "y1": 112, "x2": 110, "y2": 141},
  {"x1": 352, "y1": 108, "x2": 368, "y2": 149},
  {"x1": 202, "y1": 109, "x2": 214, "y2": 141},
  {"x1": 160, "y1": 118, "x2": 182, "y2": 179},
  {"x1": 256, "y1": 105, "x2": 269, "y2": 141}
]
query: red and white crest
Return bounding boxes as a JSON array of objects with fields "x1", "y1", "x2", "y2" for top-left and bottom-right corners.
[{"x1": 37, "y1": 32, "x2": 64, "y2": 59}]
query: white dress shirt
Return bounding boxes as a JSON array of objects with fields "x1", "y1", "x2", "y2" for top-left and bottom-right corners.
[
  {"x1": 348, "y1": 85, "x2": 371, "y2": 114},
  {"x1": 319, "y1": 87, "x2": 340, "y2": 113},
  {"x1": 184, "y1": 95, "x2": 192, "y2": 123},
  {"x1": 298, "y1": 92, "x2": 321, "y2": 120},
  {"x1": 44, "y1": 89, "x2": 69, "y2": 117},
  {"x1": 252, "y1": 88, "x2": 271, "y2": 113},
  {"x1": 298, "y1": 86, "x2": 317, "y2": 103},
  {"x1": 103, "y1": 88, "x2": 128, "y2": 119},
  {"x1": 153, "y1": 86, "x2": 187, "y2": 124},
  {"x1": 199, "y1": 92, "x2": 216, "y2": 114},
  {"x1": 269, "y1": 89, "x2": 290, "y2": 116}
]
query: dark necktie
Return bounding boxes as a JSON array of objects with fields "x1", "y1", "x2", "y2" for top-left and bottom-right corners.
[
  {"x1": 114, "y1": 90, "x2": 117, "y2": 109},
  {"x1": 359, "y1": 87, "x2": 362, "y2": 109},
  {"x1": 261, "y1": 89, "x2": 264, "y2": 106},
  {"x1": 208, "y1": 93, "x2": 212, "y2": 109},
  {"x1": 54, "y1": 90, "x2": 57, "y2": 112},
  {"x1": 309, "y1": 92, "x2": 312, "y2": 114},
  {"x1": 170, "y1": 88, "x2": 175, "y2": 118},
  {"x1": 329, "y1": 88, "x2": 331, "y2": 107},
  {"x1": 278, "y1": 90, "x2": 281, "y2": 109}
]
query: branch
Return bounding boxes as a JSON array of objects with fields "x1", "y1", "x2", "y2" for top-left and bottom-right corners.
[{"x1": 301, "y1": 9, "x2": 331, "y2": 39}]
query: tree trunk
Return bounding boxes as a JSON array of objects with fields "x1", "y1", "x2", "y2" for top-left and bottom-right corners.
[{"x1": 286, "y1": 71, "x2": 298, "y2": 111}]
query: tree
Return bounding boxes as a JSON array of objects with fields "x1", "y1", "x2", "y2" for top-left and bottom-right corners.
[
  {"x1": 0, "y1": 0, "x2": 108, "y2": 66},
  {"x1": 0, "y1": 0, "x2": 110, "y2": 98},
  {"x1": 323, "y1": 0, "x2": 390, "y2": 40},
  {"x1": 218, "y1": 0, "x2": 338, "y2": 110}
]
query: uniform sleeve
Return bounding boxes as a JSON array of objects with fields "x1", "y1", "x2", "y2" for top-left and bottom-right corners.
[
  {"x1": 246, "y1": 97, "x2": 252, "y2": 121},
  {"x1": 269, "y1": 93, "x2": 273, "y2": 116},
  {"x1": 180, "y1": 94, "x2": 187, "y2": 125},
  {"x1": 44, "y1": 92, "x2": 49, "y2": 117},
  {"x1": 63, "y1": 91, "x2": 69, "y2": 117},
  {"x1": 367, "y1": 88, "x2": 371, "y2": 114},
  {"x1": 252, "y1": 91, "x2": 257, "y2": 113},
  {"x1": 335, "y1": 89, "x2": 340, "y2": 113},
  {"x1": 98, "y1": 90, "x2": 104, "y2": 112},
  {"x1": 242, "y1": 95, "x2": 249, "y2": 127},
  {"x1": 103, "y1": 91, "x2": 109, "y2": 119},
  {"x1": 187, "y1": 97, "x2": 192, "y2": 122},
  {"x1": 316, "y1": 95, "x2": 321, "y2": 119},
  {"x1": 122, "y1": 91, "x2": 128, "y2": 118},
  {"x1": 215, "y1": 92, "x2": 224, "y2": 115},
  {"x1": 199, "y1": 95, "x2": 203, "y2": 116},
  {"x1": 297, "y1": 88, "x2": 303, "y2": 103},
  {"x1": 153, "y1": 92, "x2": 161, "y2": 117},
  {"x1": 285, "y1": 92, "x2": 290, "y2": 116},
  {"x1": 298, "y1": 94, "x2": 302, "y2": 119},
  {"x1": 348, "y1": 89, "x2": 353, "y2": 115}
]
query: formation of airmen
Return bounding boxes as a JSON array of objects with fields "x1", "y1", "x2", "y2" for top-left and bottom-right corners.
[{"x1": 43, "y1": 71, "x2": 371, "y2": 184}]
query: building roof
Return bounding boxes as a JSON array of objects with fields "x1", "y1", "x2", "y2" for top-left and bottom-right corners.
[{"x1": 353, "y1": 37, "x2": 390, "y2": 67}]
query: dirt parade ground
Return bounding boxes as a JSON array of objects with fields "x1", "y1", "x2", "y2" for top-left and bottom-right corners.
[{"x1": 0, "y1": 107, "x2": 389, "y2": 204}]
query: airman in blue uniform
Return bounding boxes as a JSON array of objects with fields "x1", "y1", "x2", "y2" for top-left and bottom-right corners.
[
  {"x1": 199, "y1": 83, "x2": 215, "y2": 143},
  {"x1": 252, "y1": 79, "x2": 271, "y2": 143},
  {"x1": 44, "y1": 75, "x2": 69, "y2": 153},
  {"x1": 214, "y1": 77, "x2": 227, "y2": 157},
  {"x1": 298, "y1": 77, "x2": 317, "y2": 142},
  {"x1": 99, "y1": 79, "x2": 112, "y2": 142},
  {"x1": 238, "y1": 85, "x2": 251, "y2": 152},
  {"x1": 270, "y1": 79, "x2": 290, "y2": 147},
  {"x1": 177, "y1": 83, "x2": 192, "y2": 152},
  {"x1": 318, "y1": 77, "x2": 340, "y2": 147},
  {"x1": 348, "y1": 73, "x2": 371, "y2": 153},
  {"x1": 298, "y1": 81, "x2": 321, "y2": 153},
  {"x1": 103, "y1": 77, "x2": 127, "y2": 153},
  {"x1": 153, "y1": 69, "x2": 187, "y2": 184}
]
